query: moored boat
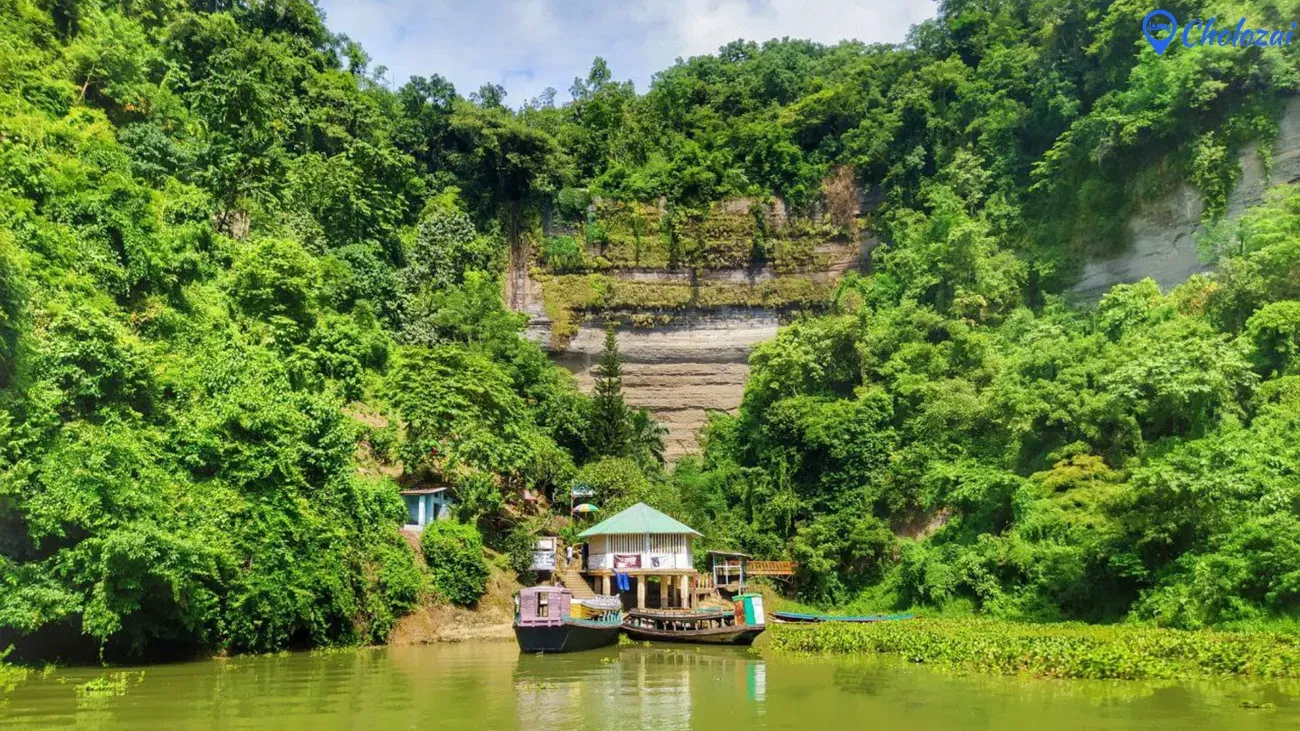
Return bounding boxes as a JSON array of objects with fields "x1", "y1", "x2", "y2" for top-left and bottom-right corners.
[
  {"x1": 621, "y1": 594, "x2": 767, "y2": 646},
  {"x1": 514, "y1": 586, "x2": 622, "y2": 653},
  {"x1": 771, "y1": 611, "x2": 916, "y2": 624}
]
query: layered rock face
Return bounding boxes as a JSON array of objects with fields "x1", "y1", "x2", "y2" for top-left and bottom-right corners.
[
  {"x1": 1071, "y1": 95, "x2": 1300, "y2": 300},
  {"x1": 520, "y1": 257, "x2": 858, "y2": 458},
  {"x1": 514, "y1": 185, "x2": 868, "y2": 459},
  {"x1": 549, "y1": 309, "x2": 780, "y2": 460}
]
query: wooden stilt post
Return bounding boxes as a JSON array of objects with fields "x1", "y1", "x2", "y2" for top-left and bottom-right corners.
[
  {"x1": 636, "y1": 576, "x2": 646, "y2": 609},
  {"x1": 659, "y1": 575, "x2": 668, "y2": 608}
]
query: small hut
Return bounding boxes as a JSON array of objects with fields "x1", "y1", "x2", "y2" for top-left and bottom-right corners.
[
  {"x1": 707, "y1": 550, "x2": 751, "y2": 591},
  {"x1": 577, "y1": 502, "x2": 701, "y2": 610},
  {"x1": 400, "y1": 487, "x2": 453, "y2": 530}
]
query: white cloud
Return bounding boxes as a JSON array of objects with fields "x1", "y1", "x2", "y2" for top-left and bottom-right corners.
[{"x1": 317, "y1": 0, "x2": 937, "y2": 105}]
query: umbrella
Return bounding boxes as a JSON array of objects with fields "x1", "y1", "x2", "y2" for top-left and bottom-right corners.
[{"x1": 572, "y1": 503, "x2": 599, "y2": 514}]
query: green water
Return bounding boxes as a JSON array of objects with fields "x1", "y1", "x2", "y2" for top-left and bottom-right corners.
[{"x1": 3, "y1": 642, "x2": 1300, "y2": 730}]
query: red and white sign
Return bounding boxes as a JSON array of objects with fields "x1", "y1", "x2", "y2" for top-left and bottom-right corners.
[{"x1": 613, "y1": 554, "x2": 642, "y2": 569}]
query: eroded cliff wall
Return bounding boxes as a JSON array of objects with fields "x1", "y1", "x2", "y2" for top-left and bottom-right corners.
[
  {"x1": 551, "y1": 309, "x2": 779, "y2": 460},
  {"x1": 517, "y1": 189, "x2": 868, "y2": 459},
  {"x1": 1070, "y1": 96, "x2": 1300, "y2": 300},
  {"x1": 520, "y1": 97, "x2": 1300, "y2": 457}
]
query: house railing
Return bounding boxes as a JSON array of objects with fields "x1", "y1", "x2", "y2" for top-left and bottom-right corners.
[{"x1": 692, "y1": 573, "x2": 715, "y2": 593}]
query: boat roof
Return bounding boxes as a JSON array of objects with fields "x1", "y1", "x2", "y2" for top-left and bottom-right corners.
[
  {"x1": 519, "y1": 585, "x2": 571, "y2": 595},
  {"x1": 399, "y1": 487, "x2": 448, "y2": 495},
  {"x1": 578, "y1": 502, "x2": 702, "y2": 538},
  {"x1": 706, "y1": 550, "x2": 752, "y2": 558}
]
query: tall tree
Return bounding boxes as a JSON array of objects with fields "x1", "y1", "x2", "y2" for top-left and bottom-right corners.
[{"x1": 589, "y1": 325, "x2": 630, "y2": 457}]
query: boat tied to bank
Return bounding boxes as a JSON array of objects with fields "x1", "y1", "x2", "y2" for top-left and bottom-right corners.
[
  {"x1": 621, "y1": 593, "x2": 767, "y2": 646},
  {"x1": 514, "y1": 586, "x2": 623, "y2": 653}
]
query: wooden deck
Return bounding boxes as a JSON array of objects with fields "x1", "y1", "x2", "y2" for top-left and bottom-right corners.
[
  {"x1": 747, "y1": 560, "x2": 796, "y2": 577},
  {"x1": 692, "y1": 559, "x2": 798, "y2": 598}
]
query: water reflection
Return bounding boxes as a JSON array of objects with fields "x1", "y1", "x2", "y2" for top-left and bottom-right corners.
[
  {"x1": 3, "y1": 642, "x2": 1300, "y2": 730},
  {"x1": 513, "y1": 646, "x2": 767, "y2": 730}
]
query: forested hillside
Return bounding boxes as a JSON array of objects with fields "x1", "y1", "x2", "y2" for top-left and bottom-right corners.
[{"x1": 2, "y1": 0, "x2": 1300, "y2": 665}]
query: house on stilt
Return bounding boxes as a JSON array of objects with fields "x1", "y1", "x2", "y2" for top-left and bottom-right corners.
[{"x1": 577, "y1": 502, "x2": 701, "y2": 610}]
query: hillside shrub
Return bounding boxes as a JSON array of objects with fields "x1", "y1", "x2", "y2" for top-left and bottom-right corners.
[{"x1": 420, "y1": 521, "x2": 489, "y2": 607}]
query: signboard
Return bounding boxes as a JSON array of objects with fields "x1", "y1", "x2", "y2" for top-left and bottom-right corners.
[
  {"x1": 530, "y1": 550, "x2": 556, "y2": 571},
  {"x1": 571, "y1": 482, "x2": 594, "y2": 498},
  {"x1": 529, "y1": 536, "x2": 556, "y2": 571},
  {"x1": 613, "y1": 554, "x2": 642, "y2": 569}
]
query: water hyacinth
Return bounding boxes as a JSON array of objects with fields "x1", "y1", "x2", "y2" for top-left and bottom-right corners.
[{"x1": 766, "y1": 620, "x2": 1300, "y2": 680}]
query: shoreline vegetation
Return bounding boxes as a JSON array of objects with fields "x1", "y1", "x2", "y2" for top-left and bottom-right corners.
[
  {"x1": 1, "y1": 650, "x2": 28, "y2": 695},
  {"x1": 765, "y1": 619, "x2": 1300, "y2": 680}
]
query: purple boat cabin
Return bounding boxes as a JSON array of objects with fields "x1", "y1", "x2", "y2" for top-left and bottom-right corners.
[
  {"x1": 516, "y1": 586, "x2": 571, "y2": 627},
  {"x1": 513, "y1": 586, "x2": 622, "y2": 653}
]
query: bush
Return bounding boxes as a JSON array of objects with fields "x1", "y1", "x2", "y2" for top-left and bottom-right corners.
[
  {"x1": 541, "y1": 235, "x2": 584, "y2": 273},
  {"x1": 420, "y1": 521, "x2": 489, "y2": 607},
  {"x1": 504, "y1": 526, "x2": 537, "y2": 575},
  {"x1": 1, "y1": 647, "x2": 28, "y2": 693},
  {"x1": 574, "y1": 457, "x2": 652, "y2": 512}
]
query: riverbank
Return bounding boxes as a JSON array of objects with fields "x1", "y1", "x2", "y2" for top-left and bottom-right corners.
[
  {"x1": 387, "y1": 548, "x2": 519, "y2": 646},
  {"x1": 765, "y1": 619, "x2": 1300, "y2": 680}
]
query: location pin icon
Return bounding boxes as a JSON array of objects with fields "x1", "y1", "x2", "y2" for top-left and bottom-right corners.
[{"x1": 1142, "y1": 10, "x2": 1178, "y2": 55}]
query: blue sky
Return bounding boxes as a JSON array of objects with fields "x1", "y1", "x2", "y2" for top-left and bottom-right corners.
[{"x1": 317, "y1": 0, "x2": 937, "y2": 106}]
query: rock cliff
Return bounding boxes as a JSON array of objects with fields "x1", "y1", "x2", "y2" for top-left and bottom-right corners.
[
  {"x1": 551, "y1": 309, "x2": 779, "y2": 460},
  {"x1": 514, "y1": 186, "x2": 868, "y2": 459},
  {"x1": 1070, "y1": 96, "x2": 1300, "y2": 300},
  {"x1": 516, "y1": 98, "x2": 1300, "y2": 457}
]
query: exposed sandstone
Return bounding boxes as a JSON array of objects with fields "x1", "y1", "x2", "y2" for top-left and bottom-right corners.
[
  {"x1": 1071, "y1": 95, "x2": 1300, "y2": 300},
  {"x1": 549, "y1": 310, "x2": 779, "y2": 459}
]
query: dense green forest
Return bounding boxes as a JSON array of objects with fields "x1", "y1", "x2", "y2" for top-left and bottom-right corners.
[{"x1": 2, "y1": 0, "x2": 1300, "y2": 666}]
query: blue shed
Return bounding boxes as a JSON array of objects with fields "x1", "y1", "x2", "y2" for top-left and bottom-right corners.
[{"x1": 401, "y1": 487, "x2": 453, "y2": 529}]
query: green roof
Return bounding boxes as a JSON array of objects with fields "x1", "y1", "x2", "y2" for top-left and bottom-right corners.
[{"x1": 577, "y1": 503, "x2": 702, "y2": 538}]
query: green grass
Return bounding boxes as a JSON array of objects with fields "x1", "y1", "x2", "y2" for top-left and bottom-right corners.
[{"x1": 766, "y1": 619, "x2": 1300, "y2": 680}]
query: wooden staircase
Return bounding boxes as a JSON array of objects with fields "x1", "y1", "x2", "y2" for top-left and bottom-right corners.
[
  {"x1": 554, "y1": 542, "x2": 596, "y2": 599},
  {"x1": 558, "y1": 564, "x2": 597, "y2": 599}
]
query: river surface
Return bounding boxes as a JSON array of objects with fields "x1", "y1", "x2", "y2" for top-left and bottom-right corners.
[{"x1": 3, "y1": 641, "x2": 1300, "y2": 730}]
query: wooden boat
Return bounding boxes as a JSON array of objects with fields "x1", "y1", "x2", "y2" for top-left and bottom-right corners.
[
  {"x1": 514, "y1": 586, "x2": 622, "y2": 653},
  {"x1": 770, "y1": 611, "x2": 916, "y2": 624},
  {"x1": 621, "y1": 595, "x2": 767, "y2": 646}
]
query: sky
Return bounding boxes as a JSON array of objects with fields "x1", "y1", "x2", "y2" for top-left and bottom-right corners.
[{"x1": 317, "y1": 0, "x2": 938, "y2": 106}]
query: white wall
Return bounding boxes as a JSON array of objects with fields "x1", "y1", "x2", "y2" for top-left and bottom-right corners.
[{"x1": 586, "y1": 533, "x2": 693, "y2": 571}]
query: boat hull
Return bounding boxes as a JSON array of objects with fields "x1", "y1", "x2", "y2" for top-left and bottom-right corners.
[
  {"x1": 514, "y1": 620, "x2": 621, "y2": 653},
  {"x1": 621, "y1": 623, "x2": 765, "y2": 646}
]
